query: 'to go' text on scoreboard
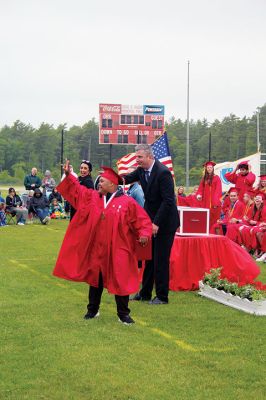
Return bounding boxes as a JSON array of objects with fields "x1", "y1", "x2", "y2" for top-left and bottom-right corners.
[{"x1": 99, "y1": 104, "x2": 165, "y2": 145}]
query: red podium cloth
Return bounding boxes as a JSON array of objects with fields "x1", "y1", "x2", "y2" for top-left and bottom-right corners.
[{"x1": 169, "y1": 234, "x2": 260, "y2": 291}]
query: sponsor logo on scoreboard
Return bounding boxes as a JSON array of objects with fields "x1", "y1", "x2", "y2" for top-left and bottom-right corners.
[
  {"x1": 143, "y1": 105, "x2": 164, "y2": 115},
  {"x1": 99, "y1": 104, "x2": 121, "y2": 113}
]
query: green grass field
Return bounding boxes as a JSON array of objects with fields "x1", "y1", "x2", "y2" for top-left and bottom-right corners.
[{"x1": 1, "y1": 221, "x2": 266, "y2": 400}]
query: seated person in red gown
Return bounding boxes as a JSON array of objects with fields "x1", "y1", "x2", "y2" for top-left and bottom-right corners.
[
  {"x1": 53, "y1": 162, "x2": 152, "y2": 325},
  {"x1": 239, "y1": 193, "x2": 266, "y2": 252},
  {"x1": 224, "y1": 160, "x2": 256, "y2": 200},
  {"x1": 177, "y1": 185, "x2": 203, "y2": 208},
  {"x1": 254, "y1": 174, "x2": 266, "y2": 198},
  {"x1": 212, "y1": 187, "x2": 245, "y2": 235},
  {"x1": 177, "y1": 186, "x2": 186, "y2": 197},
  {"x1": 226, "y1": 190, "x2": 254, "y2": 244},
  {"x1": 196, "y1": 161, "x2": 222, "y2": 230}
]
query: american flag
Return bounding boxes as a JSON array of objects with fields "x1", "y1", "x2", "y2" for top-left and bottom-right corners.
[
  {"x1": 117, "y1": 132, "x2": 174, "y2": 177},
  {"x1": 116, "y1": 152, "x2": 138, "y2": 174}
]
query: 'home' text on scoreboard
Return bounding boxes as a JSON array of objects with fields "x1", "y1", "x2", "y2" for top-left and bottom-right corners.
[{"x1": 99, "y1": 103, "x2": 165, "y2": 145}]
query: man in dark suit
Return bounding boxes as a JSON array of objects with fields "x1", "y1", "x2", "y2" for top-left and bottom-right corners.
[{"x1": 123, "y1": 144, "x2": 179, "y2": 304}]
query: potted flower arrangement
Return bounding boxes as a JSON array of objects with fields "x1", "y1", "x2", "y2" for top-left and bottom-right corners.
[{"x1": 198, "y1": 268, "x2": 266, "y2": 316}]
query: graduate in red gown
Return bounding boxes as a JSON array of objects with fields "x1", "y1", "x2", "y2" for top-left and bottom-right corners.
[
  {"x1": 239, "y1": 193, "x2": 266, "y2": 251},
  {"x1": 212, "y1": 187, "x2": 245, "y2": 235},
  {"x1": 226, "y1": 190, "x2": 254, "y2": 244},
  {"x1": 224, "y1": 160, "x2": 256, "y2": 200},
  {"x1": 177, "y1": 185, "x2": 203, "y2": 208},
  {"x1": 254, "y1": 174, "x2": 266, "y2": 198},
  {"x1": 53, "y1": 162, "x2": 152, "y2": 325},
  {"x1": 196, "y1": 161, "x2": 222, "y2": 229}
]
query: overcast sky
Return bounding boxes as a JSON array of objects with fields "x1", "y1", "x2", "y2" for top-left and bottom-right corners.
[{"x1": 1, "y1": 0, "x2": 265, "y2": 128}]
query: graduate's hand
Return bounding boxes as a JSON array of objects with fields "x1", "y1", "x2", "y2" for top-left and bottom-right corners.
[
  {"x1": 63, "y1": 159, "x2": 71, "y2": 176},
  {"x1": 152, "y1": 223, "x2": 159, "y2": 237},
  {"x1": 139, "y1": 236, "x2": 149, "y2": 247},
  {"x1": 196, "y1": 194, "x2": 202, "y2": 201}
]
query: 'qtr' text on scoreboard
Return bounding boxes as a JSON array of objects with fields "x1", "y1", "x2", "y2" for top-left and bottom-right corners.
[{"x1": 99, "y1": 103, "x2": 165, "y2": 145}]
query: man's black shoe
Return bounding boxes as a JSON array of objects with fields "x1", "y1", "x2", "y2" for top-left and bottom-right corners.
[
  {"x1": 130, "y1": 293, "x2": 151, "y2": 301},
  {"x1": 84, "y1": 311, "x2": 100, "y2": 319},
  {"x1": 118, "y1": 315, "x2": 135, "y2": 325},
  {"x1": 149, "y1": 296, "x2": 168, "y2": 305}
]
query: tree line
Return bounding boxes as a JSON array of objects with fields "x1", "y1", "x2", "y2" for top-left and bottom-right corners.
[{"x1": 0, "y1": 104, "x2": 265, "y2": 187}]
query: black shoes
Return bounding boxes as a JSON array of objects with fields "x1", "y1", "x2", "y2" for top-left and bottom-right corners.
[
  {"x1": 118, "y1": 315, "x2": 135, "y2": 325},
  {"x1": 84, "y1": 311, "x2": 100, "y2": 319},
  {"x1": 149, "y1": 296, "x2": 168, "y2": 305},
  {"x1": 84, "y1": 311, "x2": 135, "y2": 325},
  {"x1": 130, "y1": 293, "x2": 151, "y2": 301}
]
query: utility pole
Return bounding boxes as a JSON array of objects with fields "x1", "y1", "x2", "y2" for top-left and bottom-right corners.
[{"x1": 185, "y1": 60, "x2": 190, "y2": 190}]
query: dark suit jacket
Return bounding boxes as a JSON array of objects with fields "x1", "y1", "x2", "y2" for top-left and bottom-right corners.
[{"x1": 124, "y1": 160, "x2": 179, "y2": 234}]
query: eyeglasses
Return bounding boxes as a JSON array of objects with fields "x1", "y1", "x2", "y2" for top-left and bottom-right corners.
[{"x1": 82, "y1": 160, "x2": 90, "y2": 163}]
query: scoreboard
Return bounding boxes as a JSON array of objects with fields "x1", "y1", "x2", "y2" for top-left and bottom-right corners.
[{"x1": 99, "y1": 103, "x2": 165, "y2": 145}]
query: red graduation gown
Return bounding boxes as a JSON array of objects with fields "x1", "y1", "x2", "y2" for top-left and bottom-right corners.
[
  {"x1": 53, "y1": 174, "x2": 152, "y2": 296},
  {"x1": 224, "y1": 171, "x2": 256, "y2": 200},
  {"x1": 240, "y1": 206, "x2": 266, "y2": 250},
  {"x1": 212, "y1": 200, "x2": 245, "y2": 235},
  {"x1": 196, "y1": 175, "x2": 222, "y2": 228},
  {"x1": 225, "y1": 202, "x2": 253, "y2": 244}
]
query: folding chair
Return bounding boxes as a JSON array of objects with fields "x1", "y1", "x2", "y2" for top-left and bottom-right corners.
[{"x1": 5, "y1": 211, "x2": 17, "y2": 225}]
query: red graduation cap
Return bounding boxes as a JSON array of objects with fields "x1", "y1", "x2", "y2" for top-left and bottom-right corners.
[
  {"x1": 259, "y1": 175, "x2": 266, "y2": 180},
  {"x1": 100, "y1": 166, "x2": 123, "y2": 185},
  {"x1": 237, "y1": 160, "x2": 249, "y2": 168},
  {"x1": 203, "y1": 161, "x2": 216, "y2": 167},
  {"x1": 255, "y1": 191, "x2": 266, "y2": 199},
  {"x1": 243, "y1": 189, "x2": 255, "y2": 198},
  {"x1": 228, "y1": 187, "x2": 240, "y2": 194}
]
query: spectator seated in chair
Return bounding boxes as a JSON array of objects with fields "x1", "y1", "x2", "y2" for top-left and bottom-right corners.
[
  {"x1": 28, "y1": 188, "x2": 50, "y2": 225},
  {"x1": 6, "y1": 188, "x2": 28, "y2": 225}
]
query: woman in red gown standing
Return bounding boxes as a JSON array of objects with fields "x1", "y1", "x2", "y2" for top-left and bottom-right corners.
[{"x1": 196, "y1": 161, "x2": 222, "y2": 230}]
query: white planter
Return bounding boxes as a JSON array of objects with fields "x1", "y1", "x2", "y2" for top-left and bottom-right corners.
[{"x1": 198, "y1": 281, "x2": 266, "y2": 316}]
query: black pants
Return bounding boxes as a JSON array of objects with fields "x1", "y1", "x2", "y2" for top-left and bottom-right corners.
[
  {"x1": 140, "y1": 232, "x2": 175, "y2": 302},
  {"x1": 87, "y1": 273, "x2": 130, "y2": 318}
]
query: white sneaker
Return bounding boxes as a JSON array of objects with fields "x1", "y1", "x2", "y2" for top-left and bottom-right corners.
[
  {"x1": 42, "y1": 216, "x2": 51, "y2": 225},
  {"x1": 256, "y1": 253, "x2": 266, "y2": 262},
  {"x1": 17, "y1": 222, "x2": 25, "y2": 225}
]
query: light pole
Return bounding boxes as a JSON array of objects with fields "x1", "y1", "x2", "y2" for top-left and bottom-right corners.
[{"x1": 185, "y1": 60, "x2": 190, "y2": 190}]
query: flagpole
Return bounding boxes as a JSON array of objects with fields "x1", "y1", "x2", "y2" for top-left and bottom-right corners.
[
  {"x1": 208, "y1": 132, "x2": 212, "y2": 161},
  {"x1": 185, "y1": 60, "x2": 190, "y2": 190}
]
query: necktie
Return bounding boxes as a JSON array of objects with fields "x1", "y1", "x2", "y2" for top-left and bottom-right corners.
[{"x1": 144, "y1": 170, "x2": 150, "y2": 182}]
